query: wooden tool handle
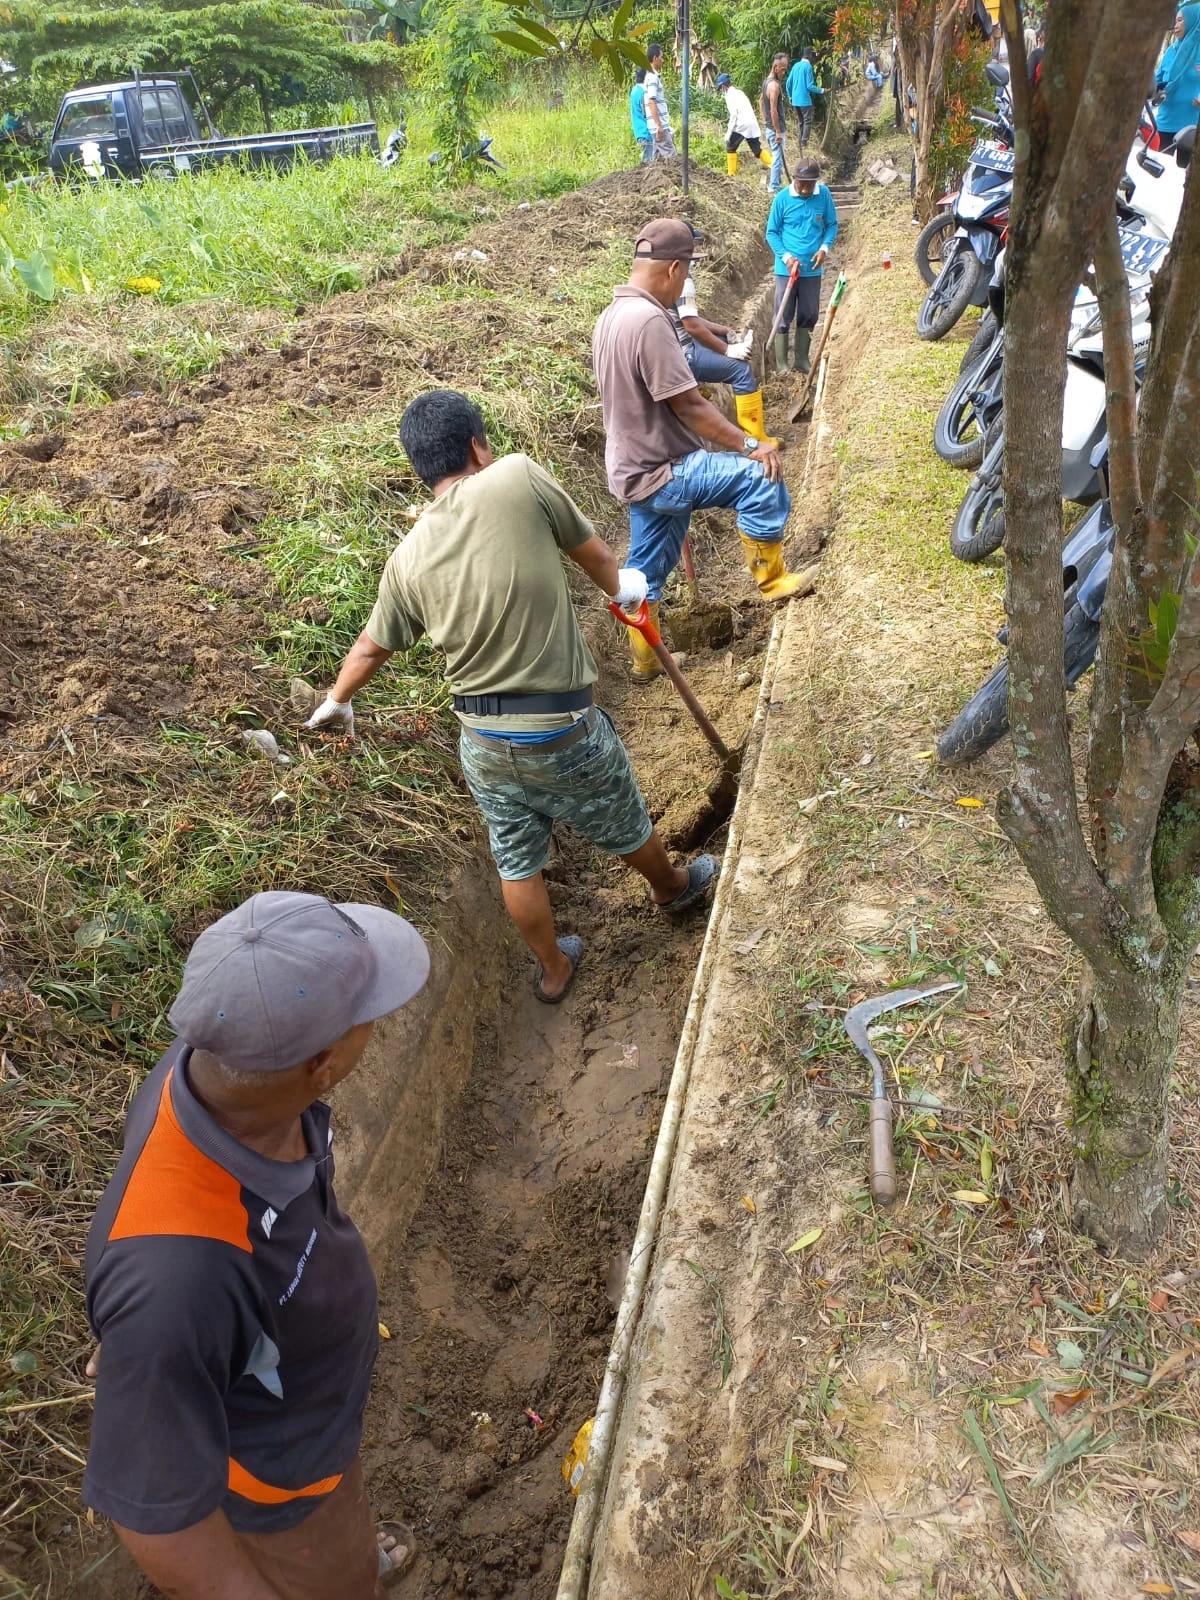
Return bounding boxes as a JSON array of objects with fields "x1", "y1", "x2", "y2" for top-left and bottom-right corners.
[{"x1": 869, "y1": 1098, "x2": 897, "y2": 1206}]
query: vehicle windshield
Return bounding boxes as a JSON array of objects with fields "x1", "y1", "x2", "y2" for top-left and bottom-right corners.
[
  {"x1": 58, "y1": 98, "x2": 116, "y2": 140},
  {"x1": 137, "y1": 86, "x2": 190, "y2": 144}
]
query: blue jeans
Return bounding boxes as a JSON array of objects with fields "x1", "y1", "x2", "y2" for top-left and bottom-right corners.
[
  {"x1": 636, "y1": 136, "x2": 652, "y2": 165},
  {"x1": 765, "y1": 126, "x2": 785, "y2": 193},
  {"x1": 686, "y1": 343, "x2": 756, "y2": 396},
  {"x1": 627, "y1": 450, "x2": 791, "y2": 601}
]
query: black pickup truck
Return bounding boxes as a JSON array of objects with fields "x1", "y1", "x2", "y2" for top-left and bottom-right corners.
[{"x1": 48, "y1": 70, "x2": 378, "y2": 179}]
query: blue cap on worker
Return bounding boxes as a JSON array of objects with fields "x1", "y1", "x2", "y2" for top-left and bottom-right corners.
[{"x1": 716, "y1": 73, "x2": 732, "y2": 88}]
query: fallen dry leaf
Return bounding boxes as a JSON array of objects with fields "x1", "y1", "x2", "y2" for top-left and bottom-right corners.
[
  {"x1": 1148, "y1": 1290, "x2": 1171, "y2": 1314},
  {"x1": 1028, "y1": 1338, "x2": 1052, "y2": 1358},
  {"x1": 949, "y1": 1189, "x2": 990, "y2": 1205},
  {"x1": 956, "y1": 796, "x2": 986, "y2": 809},
  {"x1": 1176, "y1": 1532, "x2": 1200, "y2": 1555},
  {"x1": 1028, "y1": 1284, "x2": 1046, "y2": 1308},
  {"x1": 741, "y1": 1195, "x2": 757, "y2": 1214},
  {"x1": 914, "y1": 748, "x2": 935, "y2": 760},
  {"x1": 1050, "y1": 1386, "x2": 1094, "y2": 1417},
  {"x1": 806, "y1": 1454, "x2": 848, "y2": 1473},
  {"x1": 1139, "y1": 1584, "x2": 1173, "y2": 1596},
  {"x1": 1148, "y1": 1349, "x2": 1196, "y2": 1391},
  {"x1": 378, "y1": 1322, "x2": 392, "y2": 1340}
]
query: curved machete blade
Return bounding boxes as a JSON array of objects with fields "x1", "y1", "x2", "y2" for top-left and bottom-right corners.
[{"x1": 843, "y1": 980, "x2": 964, "y2": 1053}]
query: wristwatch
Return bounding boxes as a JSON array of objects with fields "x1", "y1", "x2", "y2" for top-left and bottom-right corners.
[{"x1": 741, "y1": 435, "x2": 759, "y2": 455}]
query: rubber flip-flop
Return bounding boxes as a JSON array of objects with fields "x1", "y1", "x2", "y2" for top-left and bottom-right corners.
[
  {"x1": 377, "y1": 1520, "x2": 417, "y2": 1584},
  {"x1": 655, "y1": 853, "x2": 719, "y2": 914},
  {"x1": 533, "y1": 935, "x2": 584, "y2": 1004}
]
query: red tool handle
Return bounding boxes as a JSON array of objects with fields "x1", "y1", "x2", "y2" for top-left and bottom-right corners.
[{"x1": 608, "y1": 598, "x2": 661, "y2": 646}]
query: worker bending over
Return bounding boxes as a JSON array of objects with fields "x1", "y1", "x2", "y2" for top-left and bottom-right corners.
[
  {"x1": 718, "y1": 73, "x2": 772, "y2": 176},
  {"x1": 308, "y1": 391, "x2": 717, "y2": 1003},
  {"x1": 671, "y1": 231, "x2": 775, "y2": 447},
  {"x1": 83, "y1": 890, "x2": 430, "y2": 1599},
  {"x1": 593, "y1": 218, "x2": 806, "y2": 683},
  {"x1": 766, "y1": 158, "x2": 838, "y2": 374}
]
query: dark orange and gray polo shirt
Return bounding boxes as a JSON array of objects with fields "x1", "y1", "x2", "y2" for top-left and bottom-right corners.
[{"x1": 82, "y1": 1040, "x2": 378, "y2": 1535}]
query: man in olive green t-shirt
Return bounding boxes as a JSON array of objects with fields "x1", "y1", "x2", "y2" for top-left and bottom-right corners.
[{"x1": 308, "y1": 390, "x2": 717, "y2": 1003}]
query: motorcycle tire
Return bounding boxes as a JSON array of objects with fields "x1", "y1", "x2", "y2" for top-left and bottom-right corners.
[
  {"x1": 917, "y1": 240, "x2": 985, "y2": 342},
  {"x1": 914, "y1": 210, "x2": 957, "y2": 287},
  {"x1": 958, "y1": 310, "x2": 998, "y2": 375},
  {"x1": 937, "y1": 604, "x2": 1101, "y2": 765},
  {"x1": 934, "y1": 336, "x2": 1004, "y2": 470},
  {"x1": 949, "y1": 433, "x2": 1006, "y2": 562}
]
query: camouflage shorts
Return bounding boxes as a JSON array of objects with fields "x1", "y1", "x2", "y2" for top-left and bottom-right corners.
[{"x1": 459, "y1": 708, "x2": 654, "y2": 881}]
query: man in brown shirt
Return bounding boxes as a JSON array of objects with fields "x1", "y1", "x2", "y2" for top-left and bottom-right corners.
[{"x1": 592, "y1": 218, "x2": 805, "y2": 681}]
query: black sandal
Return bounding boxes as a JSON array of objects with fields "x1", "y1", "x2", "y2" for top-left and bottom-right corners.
[
  {"x1": 655, "y1": 853, "x2": 719, "y2": 914},
  {"x1": 533, "y1": 935, "x2": 584, "y2": 1003}
]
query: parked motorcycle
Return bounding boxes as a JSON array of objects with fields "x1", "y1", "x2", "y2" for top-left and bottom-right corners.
[
  {"x1": 1123, "y1": 108, "x2": 1193, "y2": 241},
  {"x1": 914, "y1": 63, "x2": 1013, "y2": 290},
  {"x1": 938, "y1": 490, "x2": 1113, "y2": 765}
]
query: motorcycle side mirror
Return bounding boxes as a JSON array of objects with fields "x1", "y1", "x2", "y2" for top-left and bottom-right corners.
[
  {"x1": 1176, "y1": 126, "x2": 1196, "y2": 170},
  {"x1": 1137, "y1": 148, "x2": 1165, "y2": 177},
  {"x1": 1089, "y1": 436, "x2": 1110, "y2": 472},
  {"x1": 985, "y1": 62, "x2": 1010, "y2": 87}
]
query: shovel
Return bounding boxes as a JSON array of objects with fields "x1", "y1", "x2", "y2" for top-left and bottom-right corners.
[
  {"x1": 844, "y1": 980, "x2": 964, "y2": 1206},
  {"x1": 789, "y1": 271, "x2": 847, "y2": 422},
  {"x1": 761, "y1": 264, "x2": 799, "y2": 388},
  {"x1": 609, "y1": 598, "x2": 737, "y2": 773}
]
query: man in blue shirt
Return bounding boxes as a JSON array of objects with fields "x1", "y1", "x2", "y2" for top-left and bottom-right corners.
[
  {"x1": 630, "y1": 67, "x2": 652, "y2": 165},
  {"x1": 765, "y1": 159, "x2": 838, "y2": 374},
  {"x1": 784, "y1": 48, "x2": 824, "y2": 149}
]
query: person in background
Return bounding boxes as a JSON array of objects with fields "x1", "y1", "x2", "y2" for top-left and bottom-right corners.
[
  {"x1": 718, "y1": 72, "x2": 773, "y2": 176},
  {"x1": 865, "y1": 52, "x2": 884, "y2": 89},
  {"x1": 1027, "y1": 25, "x2": 1046, "y2": 85},
  {"x1": 991, "y1": 23, "x2": 1009, "y2": 63},
  {"x1": 784, "y1": 48, "x2": 824, "y2": 150},
  {"x1": 82, "y1": 890, "x2": 431, "y2": 1600},
  {"x1": 307, "y1": 391, "x2": 718, "y2": 1001},
  {"x1": 760, "y1": 52, "x2": 789, "y2": 195},
  {"x1": 643, "y1": 43, "x2": 677, "y2": 159},
  {"x1": 630, "y1": 66, "x2": 652, "y2": 165},
  {"x1": 670, "y1": 229, "x2": 775, "y2": 447},
  {"x1": 1157, "y1": 7, "x2": 1200, "y2": 143},
  {"x1": 765, "y1": 158, "x2": 838, "y2": 375}
]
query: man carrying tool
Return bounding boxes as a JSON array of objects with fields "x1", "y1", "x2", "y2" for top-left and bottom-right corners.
[
  {"x1": 784, "y1": 48, "x2": 824, "y2": 150},
  {"x1": 307, "y1": 390, "x2": 717, "y2": 1004},
  {"x1": 765, "y1": 158, "x2": 838, "y2": 374},
  {"x1": 717, "y1": 72, "x2": 773, "y2": 177},
  {"x1": 593, "y1": 218, "x2": 807, "y2": 685},
  {"x1": 760, "y1": 52, "x2": 790, "y2": 195},
  {"x1": 670, "y1": 227, "x2": 775, "y2": 447},
  {"x1": 643, "y1": 43, "x2": 677, "y2": 159},
  {"x1": 82, "y1": 890, "x2": 430, "y2": 1598}
]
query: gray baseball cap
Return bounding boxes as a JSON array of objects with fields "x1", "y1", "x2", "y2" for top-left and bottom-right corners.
[{"x1": 168, "y1": 891, "x2": 430, "y2": 1073}]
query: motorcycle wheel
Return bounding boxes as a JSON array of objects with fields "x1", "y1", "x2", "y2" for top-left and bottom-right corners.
[
  {"x1": 914, "y1": 210, "x2": 956, "y2": 287},
  {"x1": 917, "y1": 239, "x2": 985, "y2": 342},
  {"x1": 958, "y1": 310, "x2": 997, "y2": 375},
  {"x1": 934, "y1": 336, "x2": 1004, "y2": 470},
  {"x1": 937, "y1": 604, "x2": 1101, "y2": 765},
  {"x1": 949, "y1": 432, "x2": 1006, "y2": 562}
]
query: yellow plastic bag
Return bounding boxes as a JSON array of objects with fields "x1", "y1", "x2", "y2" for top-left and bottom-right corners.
[{"x1": 561, "y1": 1417, "x2": 594, "y2": 1496}]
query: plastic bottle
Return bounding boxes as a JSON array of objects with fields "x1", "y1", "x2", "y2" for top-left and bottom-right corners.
[{"x1": 561, "y1": 1417, "x2": 594, "y2": 1495}]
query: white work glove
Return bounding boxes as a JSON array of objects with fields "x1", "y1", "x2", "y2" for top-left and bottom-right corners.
[
  {"x1": 306, "y1": 695, "x2": 355, "y2": 735},
  {"x1": 726, "y1": 335, "x2": 752, "y2": 360},
  {"x1": 612, "y1": 568, "x2": 649, "y2": 610}
]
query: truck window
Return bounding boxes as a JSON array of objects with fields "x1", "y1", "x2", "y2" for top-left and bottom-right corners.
[
  {"x1": 138, "y1": 87, "x2": 190, "y2": 144},
  {"x1": 59, "y1": 98, "x2": 117, "y2": 140}
]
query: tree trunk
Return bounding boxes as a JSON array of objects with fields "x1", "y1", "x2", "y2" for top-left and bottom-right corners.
[
  {"x1": 257, "y1": 78, "x2": 274, "y2": 133},
  {"x1": 1068, "y1": 956, "x2": 1183, "y2": 1257}
]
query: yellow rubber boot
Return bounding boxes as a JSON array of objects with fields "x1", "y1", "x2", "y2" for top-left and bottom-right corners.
[
  {"x1": 757, "y1": 149, "x2": 773, "y2": 170},
  {"x1": 734, "y1": 389, "x2": 778, "y2": 448},
  {"x1": 630, "y1": 601, "x2": 666, "y2": 682},
  {"x1": 739, "y1": 531, "x2": 807, "y2": 601},
  {"x1": 726, "y1": 150, "x2": 739, "y2": 176}
]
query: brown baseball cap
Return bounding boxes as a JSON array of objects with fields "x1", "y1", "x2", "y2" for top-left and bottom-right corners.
[{"x1": 633, "y1": 218, "x2": 706, "y2": 262}]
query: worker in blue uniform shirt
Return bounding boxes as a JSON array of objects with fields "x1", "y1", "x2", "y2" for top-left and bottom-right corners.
[
  {"x1": 765, "y1": 158, "x2": 838, "y2": 374},
  {"x1": 784, "y1": 48, "x2": 824, "y2": 149}
]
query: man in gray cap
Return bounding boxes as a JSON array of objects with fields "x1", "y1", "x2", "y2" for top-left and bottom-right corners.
[{"x1": 81, "y1": 890, "x2": 428, "y2": 1600}]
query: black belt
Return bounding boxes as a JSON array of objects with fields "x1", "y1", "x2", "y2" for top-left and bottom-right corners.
[{"x1": 451, "y1": 686, "x2": 594, "y2": 717}]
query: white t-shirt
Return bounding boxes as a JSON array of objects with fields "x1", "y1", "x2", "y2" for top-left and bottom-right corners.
[
  {"x1": 643, "y1": 68, "x2": 670, "y2": 130},
  {"x1": 723, "y1": 86, "x2": 761, "y2": 140}
]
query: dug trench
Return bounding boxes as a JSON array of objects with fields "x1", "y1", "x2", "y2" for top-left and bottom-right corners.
[{"x1": 0, "y1": 159, "x2": 860, "y2": 1599}]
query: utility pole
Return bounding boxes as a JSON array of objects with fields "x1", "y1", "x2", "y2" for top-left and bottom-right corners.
[{"x1": 680, "y1": 0, "x2": 690, "y2": 195}]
